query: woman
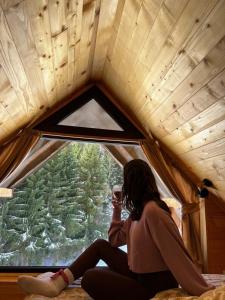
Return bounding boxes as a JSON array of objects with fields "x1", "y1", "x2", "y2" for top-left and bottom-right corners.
[{"x1": 18, "y1": 159, "x2": 214, "y2": 300}]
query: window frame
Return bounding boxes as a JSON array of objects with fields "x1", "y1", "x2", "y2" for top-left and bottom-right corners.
[
  {"x1": 0, "y1": 86, "x2": 145, "y2": 273},
  {"x1": 0, "y1": 139, "x2": 136, "y2": 273},
  {"x1": 34, "y1": 85, "x2": 145, "y2": 143}
]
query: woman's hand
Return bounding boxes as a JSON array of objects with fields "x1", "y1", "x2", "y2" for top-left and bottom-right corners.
[
  {"x1": 111, "y1": 186, "x2": 122, "y2": 222},
  {"x1": 112, "y1": 194, "x2": 122, "y2": 211},
  {"x1": 112, "y1": 185, "x2": 122, "y2": 210},
  {"x1": 111, "y1": 193, "x2": 122, "y2": 221}
]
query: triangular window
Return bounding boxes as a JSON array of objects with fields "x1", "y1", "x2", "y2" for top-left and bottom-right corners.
[
  {"x1": 58, "y1": 99, "x2": 123, "y2": 131},
  {"x1": 35, "y1": 86, "x2": 144, "y2": 143}
]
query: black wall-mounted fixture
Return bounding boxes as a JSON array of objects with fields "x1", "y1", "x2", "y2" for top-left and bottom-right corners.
[{"x1": 197, "y1": 178, "x2": 215, "y2": 198}]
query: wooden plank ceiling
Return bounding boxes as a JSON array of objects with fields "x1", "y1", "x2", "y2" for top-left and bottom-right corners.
[{"x1": 0, "y1": 0, "x2": 225, "y2": 201}]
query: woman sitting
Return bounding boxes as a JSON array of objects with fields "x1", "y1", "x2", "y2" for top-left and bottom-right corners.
[{"x1": 18, "y1": 159, "x2": 214, "y2": 300}]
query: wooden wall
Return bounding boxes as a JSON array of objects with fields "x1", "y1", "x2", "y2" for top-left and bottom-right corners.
[
  {"x1": 202, "y1": 197, "x2": 225, "y2": 274},
  {"x1": 101, "y1": 0, "x2": 225, "y2": 203},
  {"x1": 0, "y1": 274, "x2": 26, "y2": 300}
]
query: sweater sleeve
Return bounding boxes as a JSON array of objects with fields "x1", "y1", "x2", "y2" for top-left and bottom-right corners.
[
  {"x1": 146, "y1": 206, "x2": 214, "y2": 296},
  {"x1": 108, "y1": 218, "x2": 131, "y2": 247}
]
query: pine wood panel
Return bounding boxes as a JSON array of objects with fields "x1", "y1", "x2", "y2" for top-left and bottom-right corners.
[
  {"x1": 52, "y1": 28, "x2": 68, "y2": 100},
  {"x1": 0, "y1": 0, "x2": 23, "y2": 10},
  {"x1": 115, "y1": 0, "x2": 164, "y2": 93},
  {"x1": 185, "y1": 152, "x2": 225, "y2": 183},
  {"x1": 147, "y1": 35, "x2": 225, "y2": 134},
  {"x1": 142, "y1": 0, "x2": 222, "y2": 115},
  {"x1": 213, "y1": 180, "x2": 225, "y2": 191},
  {"x1": 207, "y1": 168, "x2": 225, "y2": 182},
  {"x1": 162, "y1": 69, "x2": 225, "y2": 145},
  {"x1": 74, "y1": 0, "x2": 96, "y2": 89},
  {"x1": 91, "y1": 0, "x2": 118, "y2": 80},
  {"x1": 113, "y1": 0, "x2": 188, "y2": 102},
  {"x1": 85, "y1": 0, "x2": 101, "y2": 83},
  {"x1": 68, "y1": 0, "x2": 83, "y2": 93},
  {"x1": 132, "y1": 0, "x2": 219, "y2": 111},
  {"x1": 204, "y1": 197, "x2": 225, "y2": 273},
  {"x1": 49, "y1": 0, "x2": 67, "y2": 37},
  {"x1": 162, "y1": 99, "x2": 225, "y2": 149},
  {"x1": 182, "y1": 137, "x2": 225, "y2": 164},
  {"x1": 170, "y1": 119, "x2": 225, "y2": 155},
  {"x1": 66, "y1": 0, "x2": 82, "y2": 94},
  {"x1": 0, "y1": 5, "x2": 35, "y2": 119},
  {"x1": 4, "y1": 1, "x2": 48, "y2": 113},
  {"x1": 0, "y1": 66, "x2": 24, "y2": 127},
  {"x1": 26, "y1": 0, "x2": 57, "y2": 106},
  {"x1": 49, "y1": 0, "x2": 69, "y2": 100}
]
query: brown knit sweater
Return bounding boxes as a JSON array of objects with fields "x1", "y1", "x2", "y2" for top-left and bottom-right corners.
[{"x1": 108, "y1": 201, "x2": 214, "y2": 296}]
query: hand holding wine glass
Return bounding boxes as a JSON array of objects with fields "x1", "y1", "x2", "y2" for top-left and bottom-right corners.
[{"x1": 112, "y1": 185, "x2": 122, "y2": 211}]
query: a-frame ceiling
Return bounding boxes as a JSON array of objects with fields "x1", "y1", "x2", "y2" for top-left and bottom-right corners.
[{"x1": 0, "y1": 0, "x2": 225, "y2": 201}]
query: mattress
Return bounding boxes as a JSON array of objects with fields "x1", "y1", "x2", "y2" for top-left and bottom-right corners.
[{"x1": 24, "y1": 274, "x2": 225, "y2": 300}]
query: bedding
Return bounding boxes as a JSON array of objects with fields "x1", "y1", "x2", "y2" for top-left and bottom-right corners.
[
  {"x1": 24, "y1": 274, "x2": 225, "y2": 300},
  {"x1": 152, "y1": 285, "x2": 225, "y2": 299},
  {"x1": 24, "y1": 287, "x2": 92, "y2": 300}
]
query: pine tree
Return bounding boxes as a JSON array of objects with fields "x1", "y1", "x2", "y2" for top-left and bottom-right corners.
[
  {"x1": 78, "y1": 144, "x2": 108, "y2": 245},
  {"x1": 0, "y1": 142, "x2": 124, "y2": 266}
]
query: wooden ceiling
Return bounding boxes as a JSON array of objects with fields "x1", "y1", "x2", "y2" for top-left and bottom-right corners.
[{"x1": 0, "y1": 0, "x2": 225, "y2": 201}]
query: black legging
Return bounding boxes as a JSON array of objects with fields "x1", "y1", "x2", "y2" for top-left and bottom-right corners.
[{"x1": 68, "y1": 239, "x2": 178, "y2": 300}]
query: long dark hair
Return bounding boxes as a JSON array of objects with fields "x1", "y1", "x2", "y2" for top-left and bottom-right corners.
[{"x1": 122, "y1": 159, "x2": 170, "y2": 221}]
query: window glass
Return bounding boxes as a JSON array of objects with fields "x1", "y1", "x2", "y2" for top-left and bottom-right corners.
[
  {"x1": 0, "y1": 142, "x2": 124, "y2": 266},
  {"x1": 59, "y1": 99, "x2": 123, "y2": 131}
]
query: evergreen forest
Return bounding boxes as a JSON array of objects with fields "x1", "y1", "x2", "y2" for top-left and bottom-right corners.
[{"x1": 0, "y1": 142, "x2": 124, "y2": 266}]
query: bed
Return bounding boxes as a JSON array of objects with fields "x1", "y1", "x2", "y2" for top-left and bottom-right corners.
[{"x1": 24, "y1": 274, "x2": 225, "y2": 300}]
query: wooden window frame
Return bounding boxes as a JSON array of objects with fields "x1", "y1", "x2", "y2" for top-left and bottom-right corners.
[
  {"x1": 0, "y1": 86, "x2": 144, "y2": 272},
  {"x1": 34, "y1": 85, "x2": 144, "y2": 144}
]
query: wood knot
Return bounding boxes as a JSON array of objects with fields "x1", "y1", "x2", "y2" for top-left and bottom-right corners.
[
  {"x1": 203, "y1": 57, "x2": 209, "y2": 66},
  {"x1": 61, "y1": 25, "x2": 66, "y2": 32},
  {"x1": 178, "y1": 49, "x2": 185, "y2": 55},
  {"x1": 95, "y1": 8, "x2": 100, "y2": 16},
  {"x1": 60, "y1": 62, "x2": 67, "y2": 68}
]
